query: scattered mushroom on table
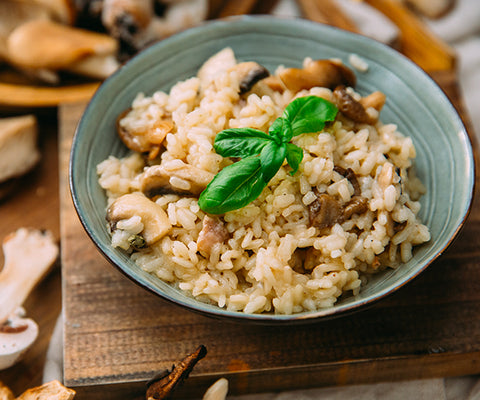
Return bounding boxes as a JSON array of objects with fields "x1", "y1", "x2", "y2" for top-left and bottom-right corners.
[{"x1": 0, "y1": 228, "x2": 59, "y2": 370}]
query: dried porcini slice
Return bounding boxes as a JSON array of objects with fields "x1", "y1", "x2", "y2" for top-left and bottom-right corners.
[{"x1": 146, "y1": 345, "x2": 207, "y2": 399}]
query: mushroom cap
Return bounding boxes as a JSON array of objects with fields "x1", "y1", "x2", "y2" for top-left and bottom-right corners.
[{"x1": 0, "y1": 317, "x2": 38, "y2": 370}]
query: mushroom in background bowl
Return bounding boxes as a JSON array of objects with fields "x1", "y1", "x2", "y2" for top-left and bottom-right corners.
[{"x1": 70, "y1": 16, "x2": 474, "y2": 323}]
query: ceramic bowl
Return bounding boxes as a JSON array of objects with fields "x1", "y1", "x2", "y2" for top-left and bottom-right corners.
[{"x1": 70, "y1": 15, "x2": 474, "y2": 323}]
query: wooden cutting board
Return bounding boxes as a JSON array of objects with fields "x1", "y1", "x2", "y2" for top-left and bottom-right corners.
[{"x1": 60, "y1": 80, "x2": 480, "y2": 400}]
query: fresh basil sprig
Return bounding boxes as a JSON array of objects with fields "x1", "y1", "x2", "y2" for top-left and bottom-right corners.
[{"x1": 198, "y1": 96, "x2": 338, "y2": 214}]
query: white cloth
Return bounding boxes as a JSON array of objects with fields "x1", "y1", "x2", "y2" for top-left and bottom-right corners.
[{"x1": 44, "y1": 1, "x2": 480, "y2": 398}]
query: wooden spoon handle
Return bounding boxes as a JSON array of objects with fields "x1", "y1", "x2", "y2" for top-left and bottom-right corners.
[
  {"x1": 296, "y1": 0, "x2": 359, "y2": 33},
  {"x1": 362, "y1": 0, "x2": 456, "y2": 72}
]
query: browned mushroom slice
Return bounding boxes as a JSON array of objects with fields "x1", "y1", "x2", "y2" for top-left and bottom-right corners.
[
  {"x1": 197, "y1": 215, "x2": 229, "y2": 256},
  {"x1": 278, "y1": 59, "x2": 356, "y2": 92},
  {"x1": 116, "y1": 108, "x2": 174, "y2": 160},
  {"x1": 333, "y1": 166, "x2": 361, "y2": 196},
  {"x1": 332, "y1": 85, "x2": 377, "y2": 124},
  {"x1": 232, "y1": 61, "x2": 270, "y2": 94},
  {"x1": 141, "y1": 162, "x2": 215, "y2": 197},
  {"x1": 308, "y1": 193, "x2": 343, "y2": 229},
  {"x1": 343, "y1": 196, "x2": 369, "y2": 220},
  {"x1": 303, "y1": 248, "x2": 322, "y2": 271}
]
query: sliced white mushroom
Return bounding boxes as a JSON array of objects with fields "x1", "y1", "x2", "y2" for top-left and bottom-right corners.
[
  {"x1": 107, "y1": 192, "x2": 172, "y2": 245},
  {"x1": 0, "y1": 115, "x2": 40, "y2": 183},
  {"x1": 0, "y1": 228, "x2": 59, "y2": 325},
  {"x1": 0, "y1": 228, "x2": 58, "y2": 370},
  {"x1": 6, "y1": 20, "x2": 119, "y2": 79},
  {"x1": 140, "y1": 161, "x2": 214, "y2": 197},
  {"x1": 0, "y1": 0, "x2": 52, "y2": 62},
  {"x1": 0, "y1": 316, "x2": 38, "y2": 371}
]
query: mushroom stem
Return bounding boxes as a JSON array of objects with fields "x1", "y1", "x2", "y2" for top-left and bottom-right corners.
[{"x1": 0, "y1": 228, "x2": 58, "y2": 325}]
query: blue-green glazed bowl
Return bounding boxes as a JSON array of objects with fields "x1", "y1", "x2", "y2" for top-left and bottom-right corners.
[{"x1": 70, "y1": 15, "x2": 474, "y2": 324}]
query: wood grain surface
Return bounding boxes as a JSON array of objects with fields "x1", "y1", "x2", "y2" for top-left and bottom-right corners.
[{"x1": 60, "y1": 69, "x2": 479, "y2": 400}]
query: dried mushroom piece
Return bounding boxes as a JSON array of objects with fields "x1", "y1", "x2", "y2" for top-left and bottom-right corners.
[
  {"x1": 278, "y1": 59, "x2": 356, "y2": 92},
  {"x1": 146, "y1": 345, "x2": 207, "y2": 400},
  {"x1": 116, "y1": 108, "x2": 174, "y2": 160},
  {"x1": 107, "y1": 192, "x2": 172, "y2": 245}
]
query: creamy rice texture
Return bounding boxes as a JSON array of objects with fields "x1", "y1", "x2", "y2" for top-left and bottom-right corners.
[{"x1": 97, "y1": 48, "x2": 430, "y2": 314}]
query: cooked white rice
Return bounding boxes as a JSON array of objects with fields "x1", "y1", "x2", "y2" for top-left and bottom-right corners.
[{"x1": 97, "y1": 48, "x2": 430, "y2": 314}]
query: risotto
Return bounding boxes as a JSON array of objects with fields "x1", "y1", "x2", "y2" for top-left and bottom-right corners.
[{"x1": 97, "y1": 48, "x2": 430, "y2": 314}]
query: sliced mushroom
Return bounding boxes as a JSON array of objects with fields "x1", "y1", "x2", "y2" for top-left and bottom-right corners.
[
  {"x1": 0, "y1": 228, "x2": 58, "y2": 370},
  {"x1": 308, "y1": 192, "x2": 369, "y2": 229},
  {"x1": 0, "y1": 0, "x2": 52, "y2": 62},
  {"x1": 333, "y1": 166, "x2": 361, "y2": 196},
  {"x1": 107, "y1": 192, "x2": 172, "y2": 245},
  {"x1": 308, "y1": 193, "x2": 343, "y2": 229},
  {"x1": 0, "y1": 228, "x2": 58, "y2": 325},
  {"x1": 140, "y1": 162, "x2": 214, "y2": 197},
  {"x1": 197, "y1": 215, "x2": 229, "y2": 256},
  {"x1": 332, "y1": 85, "x2": 377, "y2": 124},
  {"x1": 146, "y1": 345, "x2": 207, "y2": 400},
  {"x1": 231, "y1": 61, "x2": 270, "y2": 94},
  {"x1": 343, "y1": 196, "x2": 369, "y2": 220},
  {"x1": 0, "y1": 115, "x2": 40, "y2": 184},
  {"x1": 0, "y1": 313, "x2": 38, "y2": 371},
  {"x1": 117, "y1": 108, "x2": 174, "y2": 159},
  {"x1": 304, "y1": 248, "x2": 322, "y2": 271},
  {"x1": 7, "y1": 19, "x2": 119, "y2": 79},
  {"x1": 278, "y1": 59, "x2": 356, "y2": 92}
]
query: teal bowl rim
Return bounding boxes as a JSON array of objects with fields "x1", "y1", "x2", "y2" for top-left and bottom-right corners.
[{"x1": 70, "y1": 15, "x2": 475, "y2": 324}]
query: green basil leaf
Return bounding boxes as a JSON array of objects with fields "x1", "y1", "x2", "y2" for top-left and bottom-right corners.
[
  {"x1": 285, "y1": 143, "x2": 303, "y2": 175},
  {"x1": 214, "y1": 128, "x2": 273, "y2": 158},
  {"x1": 198, "y1": 156, "x2": 266, "y2": 214},
  {"x1": 260, "y1": 141, "x2": 286, "y2": 182},
  {"x1": 283, "y1": 96, "x2": 338, "y2": 137},
  {"x1": 269, "y1": 117, "x2": 293, "y2": 144}
]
